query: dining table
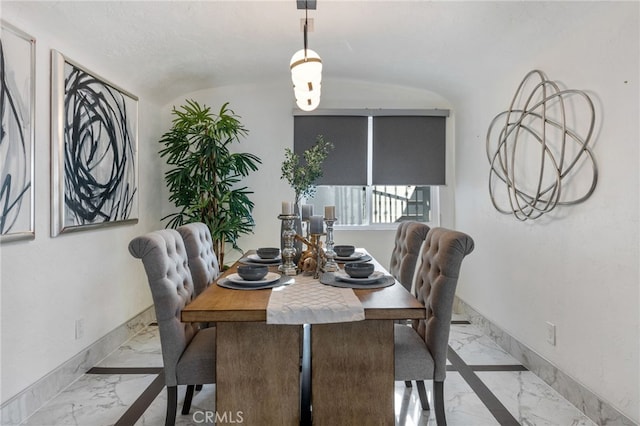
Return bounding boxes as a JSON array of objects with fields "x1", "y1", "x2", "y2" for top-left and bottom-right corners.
[{"x1": 181, "y1": 249, "x2": 426, "y2": 425}]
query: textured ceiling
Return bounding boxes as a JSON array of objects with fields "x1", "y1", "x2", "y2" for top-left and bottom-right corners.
[{"x1": 2, "y1": 1, "x2": 605, "y2": 105}]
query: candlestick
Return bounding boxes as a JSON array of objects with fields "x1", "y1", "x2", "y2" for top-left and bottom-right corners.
[
  {"x1": 323, "y1": 217, "x2": 338, "y2": 272},
  {"x1": 324, "y1": 205, "x2": 336, "y2": 220},
  {"x1": 309, "y1": 215, "x2": 323, "y2": 234},
  {"x1": 282, "y1": 201, "x2": 294, "y2": 215},
  {"x1": 278, "y1": 213, "x2": 298, "y2": 275}
]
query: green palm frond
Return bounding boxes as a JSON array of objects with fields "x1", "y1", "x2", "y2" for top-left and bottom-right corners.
[{"x1": 159, "y1": 100, "x2": 261, "y2": 267}]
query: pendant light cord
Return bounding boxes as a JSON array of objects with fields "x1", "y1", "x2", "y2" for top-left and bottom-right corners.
[{"x1": 303, "y1": 4, "x2": 308, "y2": 61}]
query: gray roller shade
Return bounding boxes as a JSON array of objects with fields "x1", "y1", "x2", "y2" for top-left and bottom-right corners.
[
  {"x1": 294, "y1": 115, "x2": 368, "y2": 185},
  {"x1": 372, "y1": 116, "x2": 446, "y2": 185}
]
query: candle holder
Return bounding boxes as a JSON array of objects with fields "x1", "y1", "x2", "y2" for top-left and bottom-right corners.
[
  {"x1": 296, "y1": 233, "x2": 314, "y2": 272},
  {"x1": 323, "y1": 217, "x2": 338, "y2": 272},
  {"x1": 278, "y1": 213, "x2": 299, "y2": 276},
  {"x1": 303, "y1": 219, "x2": 310, "y2": 240},
  {"x1": 295, "y1": 233, "x2": 326, "y2": 278},
  {"x1": 311, "y1": 233, "x2": 326, "y2": 278}
]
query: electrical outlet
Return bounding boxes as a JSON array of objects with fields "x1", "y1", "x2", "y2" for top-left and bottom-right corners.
[
  {"x1": 546, "y1": 321, "x2": 556, "y2": 346},
  {"x1": 75, "y1": 319, "x2": 84, "y2": 340}
]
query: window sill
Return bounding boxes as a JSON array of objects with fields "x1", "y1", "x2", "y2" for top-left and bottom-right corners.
[{"x1": 335, "y1": 222, "x2": 434, "y2": 231}]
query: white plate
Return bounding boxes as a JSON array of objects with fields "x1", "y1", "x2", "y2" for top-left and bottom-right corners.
[
  {"x1": 334, "y1": 251, "x2": 365, "y2": 261},
  {"x1": 335, "y1": 270, "x2": 385, "y2": 284},
  {"x1": 245, "y1": 254, "x2": 282, "y2": 264},
  {"x1": 226, "y1": 272, "x2": 281, "y2": 286}
]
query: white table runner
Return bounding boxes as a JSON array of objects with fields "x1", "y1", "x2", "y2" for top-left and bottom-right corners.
[{"x1": 267, "y1": 274, "x2": 365, "y2": 324}]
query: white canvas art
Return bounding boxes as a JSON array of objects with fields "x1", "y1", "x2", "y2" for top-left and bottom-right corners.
[{"x1": 0, "y1": 21, "x2": 35, "y2": 242}]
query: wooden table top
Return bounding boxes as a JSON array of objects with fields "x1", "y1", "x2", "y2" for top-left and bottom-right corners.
[{"x1": 181, "y1": 250, "x2": 425, "y2": 323}]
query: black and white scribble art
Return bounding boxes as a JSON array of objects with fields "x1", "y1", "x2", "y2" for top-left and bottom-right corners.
[
  {"x1": 52, "y1": 51, "x2": 138, "y2": 235},
  {"x1": 0, "y1": 23, "x2": 35, "y2": 242}
]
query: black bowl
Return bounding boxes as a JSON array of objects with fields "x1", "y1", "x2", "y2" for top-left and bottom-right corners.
[
  {"x1": 237, "y1": 264, "x2": 269, "y2": 281},
  {"x1": 257, "y1": 247, "x2": 280, "y2": 259},
  {"x1": 344, "y1": 262, "x2": 375, "y2": 278},
  {"x1": 334, "y1": 245, "x2": 355, "y2": 257}
]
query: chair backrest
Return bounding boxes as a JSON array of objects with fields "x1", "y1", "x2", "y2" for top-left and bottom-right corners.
[
  {"x1": 177, "y1": 222, "x2": 220, "y2": 297},
  {"x1": 128, "y1": 229, "x2": 197, "y2": 387},
  {"x1": 389, "y1": 221, "x2": 430, "y2": 291},
  {"x1": 412, "y1": 227, "x2": 474, "y2": 381}
]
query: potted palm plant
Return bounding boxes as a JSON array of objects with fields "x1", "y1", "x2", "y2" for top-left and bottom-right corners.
[{"x1": 159, "y1": 100, "x2": 261, "y2": 267}]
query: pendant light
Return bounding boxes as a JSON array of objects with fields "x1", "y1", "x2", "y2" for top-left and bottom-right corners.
[{"x1": 290, "y1": 1, "x2": 321, "y2": 111}]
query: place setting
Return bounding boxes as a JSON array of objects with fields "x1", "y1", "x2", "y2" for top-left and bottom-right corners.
[
  {"x1": 320, "y1": 262, "x2": 395, "y2": 289},
  {"x1": 239, "y1": 247, "x2": 283, "y2": 266},
  {"x1": 332, "y1": 244, "x2": 372, "y2": 264},
  {"x1": 217, "y1": 264, "x2": 290, "y2": 290}
]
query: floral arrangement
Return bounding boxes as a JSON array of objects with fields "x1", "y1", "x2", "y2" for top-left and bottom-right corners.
[{"x1": 280, "y1": 135, "x2": 334, "y2": 203}]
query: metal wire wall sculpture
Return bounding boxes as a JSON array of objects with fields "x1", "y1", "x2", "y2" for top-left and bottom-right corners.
[{"x1": 486, "y1": 70, "x2": 598, "y2": 221}]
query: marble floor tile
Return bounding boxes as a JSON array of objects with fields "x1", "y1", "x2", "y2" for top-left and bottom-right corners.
[
  {"x1": 135, "y1": 384, "x2": 216, "y2": 426},
  {"x1": 449, "y1": 323, "x2": 521, "y2": 366},
  {"x1": 478, "y1": 371, "x2": 597, "y2": 426},
  {"x1": 450, "y1": 313, "x2": 469, "y2": 322},
  {"x1": 96, "y1": 326, "x2": 162, "y2": 368},
  {"x1": 19, "y1": 321, "x2": 604, "y2": 426},
  {"x1": 22, "y1": 374, "x2": 157, "y2": 426},
  {"x1": 395, "y1": 373, "x2": 499, "y2": 426}
]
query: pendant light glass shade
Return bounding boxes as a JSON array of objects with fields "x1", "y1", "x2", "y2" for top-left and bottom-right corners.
[
  {"x1": 296, "y1": 97, "x2": 320, "y2": 111},
  {"x1": 295, "y1": 85, "x2": 321, "y2": 111},
  {"x1": 293, "y1": 80, "x2": 321, "y2": 99},
  {"x1": 290, "y1": 49, "x2": 322, "y2": 84},
  {"x1": 291, "y1": 48, "x2": 322, "y2": 111}
]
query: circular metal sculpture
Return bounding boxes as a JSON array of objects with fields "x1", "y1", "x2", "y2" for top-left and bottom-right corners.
[{"x1": 486, "y1": 70, "x2": 598, "y2": 221}]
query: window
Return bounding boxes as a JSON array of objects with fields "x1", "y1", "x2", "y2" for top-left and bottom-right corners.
[
  {"x1": 294, "y1": 109, "x2": 448, "y2": 227},
  {"x1": 310, "y1": 185, "x2": 436, "y2": 226}
]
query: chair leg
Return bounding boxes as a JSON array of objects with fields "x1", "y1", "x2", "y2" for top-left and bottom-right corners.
[
  {"x1": 166, "y1": 386, "x2": 177, "y2": 426},
  {"x1": 434, "y1": 381, "x2": 447, "y2": 426},
  {"x1": 404, "y1": 380, "x2": 413, "y2": 388},
  {"x1": 182, "y1": 385, "x2": 195, "y2": 415},
  {"x1": 416, "y1": 380, "x2": 430, "y2": 411}
]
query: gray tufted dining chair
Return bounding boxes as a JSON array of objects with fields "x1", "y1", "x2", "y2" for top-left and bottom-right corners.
[
  {"x1": 129, "y1": 229, "x2": 216, "y2": 426},
  {"x1": 177, "y1": 222, "x2": 220, "y2": 297},
  {"x1": 389, "y1": 221, "x2": 431, "y2": 391},
  {"x1": 394, "y1": 227, "x2": 475, "y2": 425},
  {"x1": 177, "y1": 222, "x2": 219, "y2": 399},
  {"x1": 389, "y1": 221, "x2": 430, "y2": 292}
]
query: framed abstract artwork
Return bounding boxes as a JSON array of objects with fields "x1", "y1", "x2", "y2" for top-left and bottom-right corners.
[
  {"x1": 1, "y1": 21, "x2": 36, "y2": 243},
  {"x1": 51, "y1": 50, "x2": 138, "y2": 236}
]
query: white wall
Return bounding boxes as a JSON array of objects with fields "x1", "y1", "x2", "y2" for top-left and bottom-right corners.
[
  {"x1": 163, "y1": 79, "x2": 455, "y2": 266},
  {"x1": 453, "y1": 3, "x2": 639, "y2": 422},
  {"x1": 0, "y1": 15, "x2": 166, "y2": 403}
]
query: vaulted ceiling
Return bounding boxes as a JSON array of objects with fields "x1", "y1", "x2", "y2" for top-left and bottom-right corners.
[{"x1": 3, "y1": 1, "x2": 602, "y2": 105}]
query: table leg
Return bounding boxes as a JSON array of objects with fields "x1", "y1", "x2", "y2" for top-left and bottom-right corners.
[
  {"x1": 216, "y1": 322, "x2": 302, "y2": 425},
  {"x1": 311, "y1": 320, "x2": 394, "y2": 425},
  {"x1": 301, "y1": 324, "x2": 312, "y2": 425}
]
